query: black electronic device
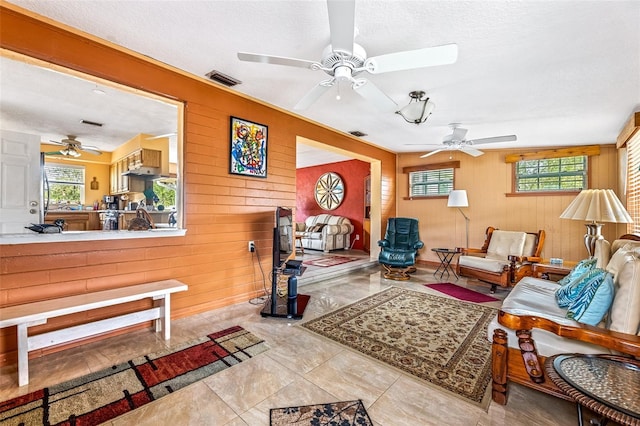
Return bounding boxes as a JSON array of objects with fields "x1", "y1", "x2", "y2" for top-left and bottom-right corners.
[{"x1": 261, "y1": 206, "x2": 309, "y2": 319}]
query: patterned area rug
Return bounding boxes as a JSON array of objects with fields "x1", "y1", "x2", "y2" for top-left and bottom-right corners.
[
  {"x1": 425, "y1": 282, "x2": 499, "y2": 303},
  {"x1": 304, "y1": 255, "x2": 359, "y2": 267},
  {"x1": 270, "y1": 400, "x2": 372, "y2": 426},
  {"x1": 300, "y1": 287, "x2": 496, "y2": 409},
  {"x1": 0, "y1": 326, "x2": 268, "y2": 425}
]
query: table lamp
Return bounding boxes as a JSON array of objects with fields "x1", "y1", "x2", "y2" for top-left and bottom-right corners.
[
  {"x1": 448, "y1": 189, "x2": 470, "y2": 248},
  {"x1": 559, "y1": 189, "x2": 632, "y2": 257}
]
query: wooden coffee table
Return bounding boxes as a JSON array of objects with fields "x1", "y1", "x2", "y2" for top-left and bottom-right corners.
[{"x1": 545, "y1": 354, "x2": 640, "y2": 426}]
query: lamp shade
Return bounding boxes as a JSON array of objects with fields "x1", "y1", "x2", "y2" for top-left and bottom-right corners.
[
  {"x1": 447, "y1": 190, "x2": 469, "y2": 208},
  {"x1": 559, "y1": 189, "x2": 632, "y2": 223}
]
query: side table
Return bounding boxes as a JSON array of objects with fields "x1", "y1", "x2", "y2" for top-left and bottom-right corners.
[
  {"x1": 534, "y1": 260, "x2": 577, "y2": 280},
  {"x1": 545, "y1": 354, "x2": 640, "y2": 426},
  {"x1": 431, "y1": 248, "x2": 461, "y2": 280}
]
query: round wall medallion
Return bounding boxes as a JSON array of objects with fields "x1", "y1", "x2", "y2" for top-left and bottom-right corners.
[{"x1": 315, "y1": 172, "x2": 344, "y2": 210}]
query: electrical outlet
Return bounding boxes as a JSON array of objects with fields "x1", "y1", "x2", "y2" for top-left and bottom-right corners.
[
  {"x1": 248, "y1": 241, "x2": 255, "y2": 252},
  {"x1": 355, "y1": 234, "x2": 360, "y2": 240}
]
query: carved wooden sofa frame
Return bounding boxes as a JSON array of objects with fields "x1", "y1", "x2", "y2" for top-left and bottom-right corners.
[
  {"x1": 491, "y1": 310, "x2": 640, "y2": 404},
  {"x1": 456, "y1": 226, "x2": 545, "y2": 292},
  {"x1": 491, "y1": 234, "x2": 640, "y2": 406}
]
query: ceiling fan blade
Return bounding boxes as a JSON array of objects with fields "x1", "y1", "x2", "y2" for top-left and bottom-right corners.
[
  {"x1": 327, "y1": 0, "x2": 355, "y2": 54},
  {"x1": 294, "y1": 80, "x2": 334, "y2": 110},
  {"x1": 237, "y1": 52, "x2": 318, "y2": 70},
  {"x1": 81, "y1": 148, "x2": 102, "y2": 155},
  {"x1": 352, "y1": 78, "x2": 398, "y2": 112},
  {"x1": 460, "y1": 146, "x2": 484, "y2": 157},
  {"x1": 468, "y1": 135, "x2": 517, "y2": 145},
  {"x1": 44, "y1": 151, "x2": 63, "y2": 156},
  {"x1": 451, "y1": 127, "x2": 468, "y2": 141},
  {"x1": 146, "y1": 133, "x2": 176, "y2": 140},
  {"x1": 365, "y1": 43, "x2": 458, "y2": 74},
  {"x1": 420, "y1": 148, "x2": 447, "y2": 159},
  {"x1": 49, "y1": 140, "x2": 66, "y2": 146}
]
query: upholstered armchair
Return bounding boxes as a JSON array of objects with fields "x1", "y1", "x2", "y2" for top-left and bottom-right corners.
[
  {"x1": 377, "y1": 217, "x2": 424, "y2": 280},
  {"x1": 456, "y1": 226, "x2": 545, "y2": 292}
]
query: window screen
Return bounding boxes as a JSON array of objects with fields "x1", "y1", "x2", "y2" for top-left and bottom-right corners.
[{"x1": 515, "y1": 156, "x2": 587, "y2": 192}]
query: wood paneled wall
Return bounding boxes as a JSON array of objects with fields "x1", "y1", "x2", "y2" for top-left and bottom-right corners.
[
  {"x1": 0, "y1": 5, "x2": 396, "y2": 364},
  {"x1": 397, "y1": 145, "x2": 625, "y2": 264}
]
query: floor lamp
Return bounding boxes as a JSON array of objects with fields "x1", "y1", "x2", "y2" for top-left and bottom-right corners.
[
  {"x1": 560, "y1": 189, "x2": 632, "y2": 257},
  {"x1": 448, "y1": 190, "x2": 470, "y2": 248}
]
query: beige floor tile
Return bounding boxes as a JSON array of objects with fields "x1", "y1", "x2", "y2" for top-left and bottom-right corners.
[
  {"x1": 110, "y1": 381, "x2": 238, "y2": 426},
  {"x1": 367, "y1": 375, "x2": 486, "y2": 426},
  {"x1": 303, "y1": 349, "x2": 400, "y2": 407},
  {"x1": 204, "y1": 352, "x2": 300, "y2": 413},
  {"x1": 240, "y1": 376, "x2": 339, "y2": 424},
  {"x1": 264, "y1": 327, "x2": 344, "y2": 374}
]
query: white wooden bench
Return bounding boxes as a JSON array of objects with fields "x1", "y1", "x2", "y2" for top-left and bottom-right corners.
[{"x1": 0, "y1": 279, "x2": 188, "y2": 386}]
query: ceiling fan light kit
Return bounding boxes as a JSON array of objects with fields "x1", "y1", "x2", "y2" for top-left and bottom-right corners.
[
  {"x1": 47, "y1": 135, "x2": 103, "y2": 157},
  {"x1": 396, "y1": 90, "x2": 435, "y2": 125}
]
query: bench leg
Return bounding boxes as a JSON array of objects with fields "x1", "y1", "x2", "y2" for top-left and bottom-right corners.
[
  {"x1": 17, "y1": 323, "x2": 29, "y2": 386},
  {"x1": 154, "y1": 294, "x2": 171, "y2": 340}
]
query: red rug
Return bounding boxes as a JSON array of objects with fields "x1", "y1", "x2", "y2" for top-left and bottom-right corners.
[
  {"x1": 425, "y1": 283, "x2": 499, "y2": 303},
  {"x1": 0, "y1": 326, "x2": 268, "y2": 425},
  {"x1": 304, "y1": 255, "x2": 359, "y2": 267}
]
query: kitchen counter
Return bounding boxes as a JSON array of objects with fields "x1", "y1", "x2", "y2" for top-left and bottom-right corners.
[{"x1": 1, "y1": 228, "x2": 187, "y2": 245}]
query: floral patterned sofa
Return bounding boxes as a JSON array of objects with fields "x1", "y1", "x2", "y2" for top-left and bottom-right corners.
[{"x1": 295, "y1": 214, "x2": 354, "y2": 252}]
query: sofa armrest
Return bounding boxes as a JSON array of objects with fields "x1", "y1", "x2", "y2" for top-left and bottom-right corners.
[
  {"x1": 378, "y1": 239, "x2": 390, "y2": 248},
  {"x1": 508, "y1": 255, "x2": 542, "y2": 264},
  {"x1": 460, "y1": 247, "x2": 487, "y2": 256},
  {"x1": 323, "y1": 223, "x2": 353, "y2": 236},
  {"x1": 497, "y1": 309, "x2": 640, "y2": 357}
]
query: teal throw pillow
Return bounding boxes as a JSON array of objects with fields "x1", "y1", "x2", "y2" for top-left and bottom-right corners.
[
  {"x1": 566, "y1": 271, "x2": 614, "y2": 326},
  {"x1": 556, "y1": 267, "x2": 605, "y2": 308},
  {"x1": 557, "y1": 258, "x2": 597, "y2": 286}
]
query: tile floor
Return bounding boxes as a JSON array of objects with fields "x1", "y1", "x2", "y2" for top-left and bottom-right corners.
[{"x1": 0, "y1": 251, "x2": 604, "y2": 425}]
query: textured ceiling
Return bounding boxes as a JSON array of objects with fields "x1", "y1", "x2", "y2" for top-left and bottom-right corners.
[{"x1": 3, "y1": 0, "x2": 640, "y2": 166}]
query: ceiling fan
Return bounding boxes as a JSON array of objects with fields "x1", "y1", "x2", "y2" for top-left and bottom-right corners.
[
  {"x1": 45, "y1": 135, "x2": 102, "y2": 157},
  {"x1": 415, "y1": 123, "x2": 517, "y2": 158},
  {"x1": 237, "y1": 0, "x2": 457, "y2": 112}
]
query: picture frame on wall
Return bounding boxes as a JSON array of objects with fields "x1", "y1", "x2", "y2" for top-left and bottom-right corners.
[{"x1": 229, "y1": 116, "x2": 268, "y2": 178}]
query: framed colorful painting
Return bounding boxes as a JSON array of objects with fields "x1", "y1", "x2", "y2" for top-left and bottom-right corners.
[{"x1": 229, "y1": 116, "x2": 268, "y2": 178}]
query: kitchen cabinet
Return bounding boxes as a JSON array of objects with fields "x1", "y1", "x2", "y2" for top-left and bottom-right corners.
[
  {"x1": 45, "y1": 211, "x2": 101, "y2": 231},
  {"x1": 109, "y1": 149, "x2": 161, "y2": 194},
  {"x1": 129, "y1": 149, "x2": 161, "y2": 169}
]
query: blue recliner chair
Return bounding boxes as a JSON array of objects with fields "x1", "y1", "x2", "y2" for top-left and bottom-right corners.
[{"x1": 377, "y1": 217, "x2": 424, "y2": 280}]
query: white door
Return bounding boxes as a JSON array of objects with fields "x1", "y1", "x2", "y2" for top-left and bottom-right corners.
[{"x1": 0, "y1": 130, "x2": 42, "y2": 233}]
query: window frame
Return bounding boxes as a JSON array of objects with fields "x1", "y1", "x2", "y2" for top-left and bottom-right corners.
[
  {"x1": 44, "y1": 163, "x2": 86, "y2": 206},
  {"x1": 626, "y1": 132, "x2": 640, "y2": 234},
  {"x1": 403, "y1": 161, "x2": 460, "y2": 200}
]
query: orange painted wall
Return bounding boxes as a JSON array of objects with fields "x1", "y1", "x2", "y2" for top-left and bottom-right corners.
[
  {"x1": 0, "y1": 6, "x2": 396, "y2": 364},
  {"x1": 397, "y1": 145, "x2": 626, "y2": 265}
]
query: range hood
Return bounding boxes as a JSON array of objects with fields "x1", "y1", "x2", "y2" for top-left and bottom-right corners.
[{"x1": 121, "y1": 166, "x2": 160, "y2": 177}]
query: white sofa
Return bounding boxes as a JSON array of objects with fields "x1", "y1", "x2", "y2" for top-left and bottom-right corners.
[
  {"x1": 295, "y1": 214, "x2": 354, "y2": 252},
  {"x1": 489, "y1": 235, "x2": 640, "y2": 404}
]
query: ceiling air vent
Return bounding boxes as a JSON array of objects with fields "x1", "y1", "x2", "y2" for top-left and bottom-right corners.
[
  {"x1": 80, "y1": 119, "x2": 103, "y2": 127},
  {"x1": 205, "y1": 70, "x2": 242, "y2": 87},
  {"x1": 349, "y1": 130, "x2": 367, "y2": 137}
]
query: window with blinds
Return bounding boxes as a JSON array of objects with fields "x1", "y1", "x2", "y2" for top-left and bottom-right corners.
[
  {"x1": 627, "y1": 136, "x2": 640, "y2": 234},
  {"x1": 45, "y1": 164, "x2": 85, "y2": 205},
  {"x1": 409, "y1": 168, "x2": 454, "y2": 197}
]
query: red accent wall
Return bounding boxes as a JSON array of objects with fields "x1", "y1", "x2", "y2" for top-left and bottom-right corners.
[{"x1": 296, "y1": 160, "x2": 369, "y2": 250}]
